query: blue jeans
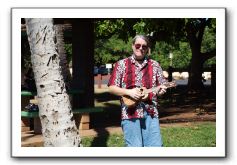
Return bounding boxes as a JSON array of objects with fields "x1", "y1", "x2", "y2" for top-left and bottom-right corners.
[{"x1": 121, "y1": 112, "x2": 163, "y2": 147}]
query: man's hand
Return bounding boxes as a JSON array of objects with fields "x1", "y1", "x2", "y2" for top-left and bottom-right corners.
[
  {"x1": 157, "y1": 84, "x2": 167, "y2": 96},
  {"x1": 140, "y1": 87, "x2": 148, "y2": 101},
  {"x1": 127, "y1": 88, "x2": 144, "y2": 100}
]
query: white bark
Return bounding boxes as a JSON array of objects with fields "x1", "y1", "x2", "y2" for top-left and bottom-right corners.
[{"x1": 25, "y1": 18, "x2": 81, "y2": 147}]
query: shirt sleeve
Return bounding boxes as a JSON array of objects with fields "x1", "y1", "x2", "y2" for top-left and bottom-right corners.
[
  {"x1": 156, "y1": 64, "x2": 167, "y2": 86},
  {"x1": 148, "y1": 62, "x2": 167, "y2": 99},
  {"x1": 107, "y1": 61, "x2": 122, "y2": 87},
  {"x1": 146, "y1": 61, "x2": 166, "y2": 102}
]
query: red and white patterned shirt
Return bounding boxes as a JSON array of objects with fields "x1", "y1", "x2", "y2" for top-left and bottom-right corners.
[{"x1": 108, "y1": 55, "x2": 167, "y2": 120}]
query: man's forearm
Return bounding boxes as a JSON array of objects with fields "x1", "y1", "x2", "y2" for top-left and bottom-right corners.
[{"x1": 108, "y1": 85, "x2": 129, "y2": 96}]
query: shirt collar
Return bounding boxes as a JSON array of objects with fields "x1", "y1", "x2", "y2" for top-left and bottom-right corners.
[{"x1": 130, "y1": 54, "x2": 149, "y2": 66}]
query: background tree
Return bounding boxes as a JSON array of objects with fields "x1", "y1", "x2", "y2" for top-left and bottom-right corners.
[
  {"x1": 95, "y1": 18, "x2": 216, "y2": 91},
  {"x1": 185, "y1": 18, "x2": 216, "y2": 90},
  {"x1": 94, "y1": 35, "x2": 131, "y2": 66},
  {"x1": 25, "y1": 18, "x2": 81, "y2": 147}
]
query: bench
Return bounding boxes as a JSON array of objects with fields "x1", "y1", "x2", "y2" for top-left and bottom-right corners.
[
  {"x1": 21, "y1": 107, "x2": 103, "y2": 132},
  {"x1": 21, "y1": 107, "x2": 104, "y2": 118},
  {"x1": 21, "y1": 90, "x2": 84, "y2": 96},
  {"x1": 21, "y1": 90, "x2": 102, "y2": 131}
]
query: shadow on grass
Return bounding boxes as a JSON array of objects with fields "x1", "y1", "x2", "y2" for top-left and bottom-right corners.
[
  {"x1": 93, "y1": 91, "x2": 121, "y2": 127},
  {"x1": 90, "y1": 102, "x2": 121, "y2": 128},
  {"x1": 90, "y1": 128, "x2": 110, "y2": 147},
  {"x1": 94, "y1": 92, "x2": 119, "y2": 102},
  {"x1": 90, "y1": 95, "x2": 121, "y2": 146}
]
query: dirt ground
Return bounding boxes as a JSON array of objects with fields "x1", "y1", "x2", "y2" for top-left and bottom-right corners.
[{"x1": 159, "y1": 103, "x2": 216, "y2": 124}]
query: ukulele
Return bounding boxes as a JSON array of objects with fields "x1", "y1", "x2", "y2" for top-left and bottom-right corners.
[{"x1": 122, "y1": 81, "x2": 176, "y2": 108}]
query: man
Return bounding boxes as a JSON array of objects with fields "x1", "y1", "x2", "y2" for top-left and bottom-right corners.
[{"x1": 108, "y1": 34, "x2": 167, "y2": 147}]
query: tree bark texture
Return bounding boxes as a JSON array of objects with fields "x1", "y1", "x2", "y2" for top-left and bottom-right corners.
[{"x1": 25, "y1": 18, "x2": 81, "y2": 147}]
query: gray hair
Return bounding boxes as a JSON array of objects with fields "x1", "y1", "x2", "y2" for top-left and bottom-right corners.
[{"x1": 132, "y1": 34, "x2": 150, "y2": 47}]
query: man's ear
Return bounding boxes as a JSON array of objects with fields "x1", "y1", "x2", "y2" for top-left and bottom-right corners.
[
  {"x1": 131, "y1": 44, "x2": 136, "y2": 52},
  {"x1": 147, "y1": 48, "x2": 151, "y2": 55}
]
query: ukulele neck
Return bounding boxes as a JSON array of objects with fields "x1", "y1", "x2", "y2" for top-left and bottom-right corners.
[{"x1": 142, "y1": 81, "x2": 176, "y2": 94}]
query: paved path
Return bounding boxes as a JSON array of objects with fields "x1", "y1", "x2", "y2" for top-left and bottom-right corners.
[{"x1": 21, "y1": 126, "x2": 123, "y2": 147}]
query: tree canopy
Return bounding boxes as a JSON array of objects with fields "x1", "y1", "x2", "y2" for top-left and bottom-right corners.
[
  {"x1": 93, "y1": 18, "x2": 215, "y2": 70},
  {"x1": 94, "y1": 18, "x2": 216, "y2": 91},
  {"x1": 22, "y1": 18, "x2": 216, "y2": 91}
]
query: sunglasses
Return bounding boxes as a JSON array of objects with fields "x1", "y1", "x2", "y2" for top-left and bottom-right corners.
[{"x1": 134, "y1": 44, "x2": 148, "y2": 50}]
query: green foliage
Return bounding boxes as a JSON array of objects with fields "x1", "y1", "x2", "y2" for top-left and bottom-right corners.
[
  {"x1": 201, "y1": 26, "x2": 216, "y2": 53},
  {"x1": 150, "y1": 41, "x2": 192, "y2": 70},
  {"x1": 150, "y1": 41, "x2": 171, "y2": 70},
  {"x1": 172, "y1": 42, "x2": 192, "y2": 69},
  {"x1": 94, "y1": 18, "x2": 215, "y2": 69},
  {"x1": 94, "y1": 33, "x2": 194, "y2": 70},
  {"x1": 95, "y1": 19, "x2": 125, "y2": 38},
  {"x1": 94, "y1": 35, "x2": 132, "y2": 66},
  {"x1": 21, "y1": 37, "x2": 31, "y2": 69},
  {"x1": 22, "y1": 18, "x2": 216, "y2": 71},
  {"x1": 202, "y1": 25, "x2": 216, "y2": 67},
  {"x1": 133, "y1": 20, "x2": 146, "y2": 34},
  {"x1": 204, "y1": 56, "x2": 216, "y2": 68},
  {"x1": 64, "y1": 43, "x2": 72, "y2": 66}
]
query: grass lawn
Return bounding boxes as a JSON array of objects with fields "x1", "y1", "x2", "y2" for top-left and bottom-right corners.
[
  {"x1": 161, "y1": 122, "x2": 216, "y2": 147},
  {"x1": 81, "y1": 122, "x2": 216, "y2": 147}
]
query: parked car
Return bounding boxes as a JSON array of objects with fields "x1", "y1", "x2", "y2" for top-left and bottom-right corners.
[
  {"x1": 98, "y1": 66, "x2": 109, "y2": 75},
  {"x1": 94, "y1": 66, "x2": 99, "y2": 75}
]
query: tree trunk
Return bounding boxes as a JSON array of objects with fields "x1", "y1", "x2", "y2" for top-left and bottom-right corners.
[
  {"x1": 54, "y1": 24, "x2": 72, "y2": 90},
  {"x1": 188, "y1": 49, "x2": 205, "y2": 91},
  {"x1": 25, "y1": 18, "x2": 81, "y2": 147},
  {"x1": 186, "y1": 20, "x2": 206, "y2": 92}
]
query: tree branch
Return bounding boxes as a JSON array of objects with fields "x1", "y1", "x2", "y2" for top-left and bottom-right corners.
[
  {"x1": 201, "y1": 49, "x2": 216, "y2": 61},
  {"x1": 197, "y1": 19, "x2": 212, "y2": 45}
]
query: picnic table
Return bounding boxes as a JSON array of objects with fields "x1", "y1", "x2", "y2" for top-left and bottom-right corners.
[{"x1": 21, "y1": 90, "x2": 103, "y2": 133}]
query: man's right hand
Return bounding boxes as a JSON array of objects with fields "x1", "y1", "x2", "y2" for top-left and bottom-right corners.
[
  {"x1": 157, "y1": 84, "x2": 167, "y2": 96},
  {"x1": 127, "y1": 88, "x2": 144, "y2": 100}
]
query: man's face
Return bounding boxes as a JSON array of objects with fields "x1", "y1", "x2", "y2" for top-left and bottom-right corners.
[{"x1": 132, "y1": 38, "x2": 148, "y2": 60}]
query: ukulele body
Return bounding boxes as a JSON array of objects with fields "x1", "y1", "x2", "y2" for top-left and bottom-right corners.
[
  {"x1": 121, "y1": 82, "x2": 176, "y2": 108},
  {"x1": 121, "y1": 87, "x2": 148, "y2": 108}
]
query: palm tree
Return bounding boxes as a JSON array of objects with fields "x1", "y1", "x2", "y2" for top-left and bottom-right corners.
[{"x1": 25, "y1": 18, "x2": 81, "y2": 147}]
